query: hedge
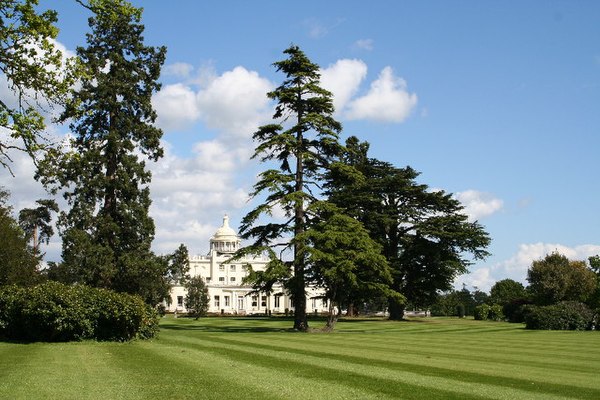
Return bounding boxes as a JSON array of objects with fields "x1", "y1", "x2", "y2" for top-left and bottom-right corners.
[
  {"x1": 0, "y1": 282, "x2": 158, "y2": 342},
  {"x1": 524, "y1": 301, "x2": 594, "y2": 331}
]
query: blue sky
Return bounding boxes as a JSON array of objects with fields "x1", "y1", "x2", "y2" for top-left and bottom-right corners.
[{"x1": 2, "y1": 1, "x2": 600, "y2": 291}]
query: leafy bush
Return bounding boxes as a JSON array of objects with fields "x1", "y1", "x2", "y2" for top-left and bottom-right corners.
[
  {"x1": 525, "y1": 301, "x2": 594, "y2": 330},
  {"x1": 455, "y1": 304, "x2": 465, "y2": 318},
  {"x1": 503, "y1": 298, "x2": 532, "y2": 323},
  {"x1": 474, "y1": 304, "x2": 504, "y2": 321},
  {"x1": 474, "y1": 304, "x2": 490, "y2": 320},
  {"x1": 0, "y1": 282, "x2": 158, "y2": 342},
  {"x1": 488, "y1": 304, "x2": 504, "y2": 321}
]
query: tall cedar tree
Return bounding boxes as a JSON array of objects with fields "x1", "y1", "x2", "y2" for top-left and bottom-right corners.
[
  {"x1": 0, "y1": 0, "x2": 73, "y2": 175},
  {"x1": 326, "y1": 137, "x2": 491, "y2": 319},
  {"x1": 238, "y1": 46, "x2": 342, "y2": 331},
  {"x1": 43, "y1": 0, "x2": 167, "y2": 303}
]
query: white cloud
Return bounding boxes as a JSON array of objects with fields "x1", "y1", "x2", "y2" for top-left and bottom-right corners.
[
  {"x1": 457, "y1": 242, "x2": 600, "y2": 292},
  {"x1": 196, "y1": 66, "x2": 273, "y2": 138},
  {"x1": 152, "y1": 83, "x2": 200, "y2": 131},
  {"x1": 354, "y1": 39, "x2": 374, "y2": 51},
  {"x1": 346, "y1": 66, "x2": 417, "y2": 123},
  {"x1": 454, "y1": 190, "x2": 504, "y2": 221},
  {"x1": 320, "y1": 59, "x2": 367, "y2": 115},
  {"x1": 153, "y1": 66, "x2": 273, "y2": 137},
  {"x1": 163, "y1": 62, "x2": 194, "y2": 78}
]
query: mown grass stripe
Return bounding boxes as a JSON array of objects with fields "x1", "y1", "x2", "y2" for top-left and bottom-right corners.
[
  {"x1": 161, "y1": 334, "x2": 491, "y2": 400},
  {"x1": 0, "y1": 342, "x2": 133, "y2": 400},
  {"x1": 179, "y1": 333, "x2": 599, "y2": 399},
  {"x1": 245, "y1": 332, "x2": 599, "y2": 375}
]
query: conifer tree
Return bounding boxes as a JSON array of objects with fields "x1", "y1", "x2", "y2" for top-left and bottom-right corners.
[
  {"x1": 239, "y1": 45, "x2": 342, "y2": 331},
  {"x1": 327, "y1": 137, "x2": 491, "y2": 319},
  {"x1": 42, "y1": 0, "x2": 167, "y2": 303}
]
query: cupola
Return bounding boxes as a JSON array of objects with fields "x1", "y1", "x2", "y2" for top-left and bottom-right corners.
[{"x1": 209, "y1": 215, "x2": 241, "y2": 254}]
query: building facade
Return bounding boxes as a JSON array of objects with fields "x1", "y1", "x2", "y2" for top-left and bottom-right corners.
[{"x1": 166, "y1": 215, "x2": 328, "y2": 315}]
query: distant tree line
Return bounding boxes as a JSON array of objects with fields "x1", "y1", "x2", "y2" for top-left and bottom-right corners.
[{"x1": 431, "y1": 252, "x2": 600, "y2": 330}]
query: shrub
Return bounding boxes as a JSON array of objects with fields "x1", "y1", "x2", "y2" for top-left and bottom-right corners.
[
  {"x1": 474, "y1": 304, "x2": 490, "y2": 320},
  {"x1": 488, "y1": 304, "x2": 504, "y2": 321},
  {"x1": 474, "y1": 304, "x2": 504, "y2": 321},
  {"x1": 503, "y1": 298, "x2": 532, "y2": 323},
  {"x1": 455, "y1": 304, "x2": 465, "y2": 318},
  {"x1": 525, "y1": 301, "x2": 594, "y2": 330},
  {"x1": 0, "y1": 282, "x2": 158, "y2": 342}
]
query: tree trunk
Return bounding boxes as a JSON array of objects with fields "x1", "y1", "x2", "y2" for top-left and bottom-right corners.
[
  {"x1": 293, "y1": 107, "x2": 308, "y2": 332},
  {"x1": 322, "y1": 300, "x2": 339, "y2": 332},
  {"x1": 388, "y1": 298, "x2": 405, "y2": 320}
]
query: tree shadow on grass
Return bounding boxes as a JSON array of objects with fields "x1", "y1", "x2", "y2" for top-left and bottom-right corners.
[
  {"x1": 159, "y1": 316, "x2": 422, "y2": 334},
  {"x1": 159, "y1": 317, "x2": 299, "y2": 333}
]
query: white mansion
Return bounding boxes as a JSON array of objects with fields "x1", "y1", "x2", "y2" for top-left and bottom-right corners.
[{"x1": 166, "y1": 215, "x2": 328, "y2": 315}]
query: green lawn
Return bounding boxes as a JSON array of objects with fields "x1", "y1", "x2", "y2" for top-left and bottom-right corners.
[{"x1": 1, "y1": 316, "x2": 599, "y2": 399}]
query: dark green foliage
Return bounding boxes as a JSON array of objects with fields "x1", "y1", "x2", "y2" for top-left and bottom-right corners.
[
  {"x1": 489, "y1": 279, "x2": 527, "y2": 306},
  {"x1": 586, "y1": 255, "x2": 600, "y2": 309},
  {"x1": 0, "y1": 281, "x2": 158, "y2": 342},
  {"x1": 325, "y1": 137, "x2": 491, "y2": 319},
  {"x1": 0, "y1": 188, "x2": 42, "y2": 286},
  {"x1": 38, "y1": 0, "x2": 168, "y2": 304},
  {"x1": 184, "y1": 276, "x2": 209, "y2": 320},
  {"x1": 527, "y1": 252, "x2": 597, "y2": 305},
  {"x1": 503, "y1": 298, "x2": 532, "y2": 323},
  {"x1": 18, "y1": 199, "x2": 58, "y2": 251},
  {"x1": 301, "y1": 202, "x2": 404, "y2": 330},
  {"x1": 238, "y1": 45, "x2": 342, "y2": 331},
  {"x1": 525, "y1": 301, "x2": 594, "y2": 331},
  {"x1": 456, "y1": 304, "x2": 465, "y2": 318}
]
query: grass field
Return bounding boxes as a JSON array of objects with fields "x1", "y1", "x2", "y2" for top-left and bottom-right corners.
[{"x1": 1, "y1": 316, "x2": 599, "y2": 399}]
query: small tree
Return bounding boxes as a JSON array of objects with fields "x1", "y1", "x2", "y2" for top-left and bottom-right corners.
[
  {"x1": 184, "y1": 276, "x2": 209, "y2": 320},
  {"x1": 301, "y1": 202, "x2": 402, "y2": 331},
  {"x1": 489, "y1": 279, "x2": 527, "y2": 306},
  {"x1": 527, "y1": 252, "x2": 597, "y2": 305},
  {"x1": 18, "y1": 199, "x2": 58, "y2": 252}
]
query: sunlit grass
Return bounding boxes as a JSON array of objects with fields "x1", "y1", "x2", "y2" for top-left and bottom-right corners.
[{"x1": 1, "y1": 316, "x2": 599, "y2": 399}]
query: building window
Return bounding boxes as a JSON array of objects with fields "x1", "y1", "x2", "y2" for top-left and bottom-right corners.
[
  {"x1": 224, "y1": 296, "x2": 230, "y2": 307},
  {"x1": 274, "y1": 296, "x2": 280, "y2": 308},
  {"x1": 177, "y1": 296, "x2": 183, "y2": 307},
  {"x1": 241, "y1": 265, "x2": 247, "y2": 271},
  {"x1": 230, "y1": 277, "x2": 236, "y2": 282},
  {"x1": 214, "y1": 295, "x2": 220, "y2": 307},
  {"x1": 205, "y1": 277, "x2": 211, "y2": 283},
  {"x1": 237, "y1": 296, "x2": 244, "y2": 309},
  {"x1": 312, "y1": 298, "x2": 317, "y2": 309},
  {"x1": 218, "y1": 277, "x2": 225, "y2": 282},
  {"x1": 230, "y1": 265, "x2": 236, "y2": 272},
  {"x1": 251, "y1": 295, "x2": 258, "y2": 307},
  {"x1": 261, "y1": 296, "x2": 267, "y2": 307},
  {"x1": 322, "y1": 299, "x2": 328, "y2": 308},
  {"x1": 219, "y1": 264, "x2": 225, "y2": 271}
]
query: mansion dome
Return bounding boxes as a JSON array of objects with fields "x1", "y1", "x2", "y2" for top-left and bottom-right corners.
[{"x1": 210, "y1": 215, "x2": 241, "y2": 254}]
